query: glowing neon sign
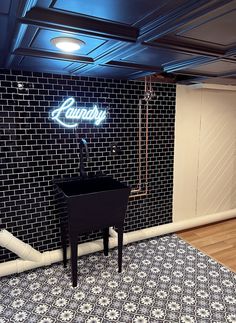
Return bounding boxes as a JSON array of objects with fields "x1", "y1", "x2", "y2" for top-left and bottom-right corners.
[{"x1": 50, "y1": 97, "x2": 107, "y2": 128}]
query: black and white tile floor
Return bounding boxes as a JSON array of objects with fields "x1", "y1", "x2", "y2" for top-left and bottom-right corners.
[{"x1": 0, "y1": 235, "x2": 235, "y2": 323}]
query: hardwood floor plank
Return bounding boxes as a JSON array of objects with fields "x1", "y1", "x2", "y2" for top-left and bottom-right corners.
[
  {"x1": 177, "y1": 218, "x2": 236, "y2": 272},
  {"x1": 199, "y1": 241, "x2": 231, "y2": 254}
]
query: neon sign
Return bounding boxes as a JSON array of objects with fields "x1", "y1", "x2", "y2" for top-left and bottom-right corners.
[{"x1": 50, "y1": 97, "x2": 107, "y2": 128}]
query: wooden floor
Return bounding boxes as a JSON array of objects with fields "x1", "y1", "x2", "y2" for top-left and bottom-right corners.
[{"x1": 177, "y1": 218, "x2": 236, "y2": 272}]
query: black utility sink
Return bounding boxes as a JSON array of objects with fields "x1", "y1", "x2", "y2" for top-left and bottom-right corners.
[
  {"x1": 55, "y1": 175, "x2": 130, "y2": 287},
  {"x1": 57, "y1": 176, "x2": 127, "y2": 196},
  {"x1": 56, "y1": 176, "x2": 130, "y2": 232}
]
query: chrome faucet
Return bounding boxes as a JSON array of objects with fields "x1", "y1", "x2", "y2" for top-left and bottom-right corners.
[{"x1": 79, "y1": 138, "x2": 89, "y2": 178}]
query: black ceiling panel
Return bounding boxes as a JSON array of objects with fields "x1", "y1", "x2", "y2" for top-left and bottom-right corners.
[
  {"x1": 74, "y1": 64, "x2": 147, "y2": 79},
  {"x1": 183, "y1": 59, "x2": 236, "y2": 76},
  {"x1": 53, "y1": 0, "x2": 164, "y2": 25},
  {"x1": 0, "y1": 0, "x2": 11, "y2": 14},
  {"x1": 176, "y1": 10, "x2": 236, "y2": 47},
  {"x1": 202, "y1": 76, "x2": 236, "y2": 85},
  {"x1": 0, "y1": 16, "x2": 8, "y2": 48},
  {"x1": 22, "y1": 56, "x2": 73, "y2": 69},
  {"x1": 119, "y1": 46, "x2": 200, "y2": 67},
  {"x1": 0, "y1": 0, "x2": 236, "y2": 84}
]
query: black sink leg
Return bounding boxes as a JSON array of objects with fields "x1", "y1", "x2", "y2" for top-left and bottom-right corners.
[
  {"x1": 117, "y1": 226, "x2": 123, "y2": 273},
  {"x1": 103, "y1": 228, "x2": 109, "y2": 256},
  {"x1": 70, "y1": 234, "x2": 78, "y2": 287},
  {"x1": 61, "y1": 224, "x2": 67, "y2": 268}
]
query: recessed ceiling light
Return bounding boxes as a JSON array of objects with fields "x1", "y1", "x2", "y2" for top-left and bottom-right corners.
[{"x1": 51, "y1": 37, "x2": 85, "y2": 53}]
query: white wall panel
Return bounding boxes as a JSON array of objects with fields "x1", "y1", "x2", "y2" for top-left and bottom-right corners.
[
  {"x1": 173, "y1": 85, "x2": 201, "y2": 221},
  {"x1": 197, "y1": 91, "x2": 236, "y2": 216},
  {"x1": 174, "y1": 85, "x2": 236, "y2": 221}
]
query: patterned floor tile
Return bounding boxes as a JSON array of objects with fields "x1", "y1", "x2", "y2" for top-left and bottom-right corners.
[{"x1": 0, "y1": 235, "x2": 235, "y2": 323}]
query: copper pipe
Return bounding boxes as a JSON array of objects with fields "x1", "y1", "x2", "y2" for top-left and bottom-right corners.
[
  {"x1": 145, "y1": 99, "x2": 149, "y2": 194},
  {"x1": 130, "y1": 88, "x2": 150, "y2": 198},
  {"x1": 129, "y1": 192, "x2": 147, "y2": 199},
  {"x1": 131, "y1": 98, "x2": 142, "y2": 194}
]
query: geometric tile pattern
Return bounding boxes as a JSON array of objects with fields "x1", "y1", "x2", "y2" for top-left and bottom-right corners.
[{"x1": 0, "y1": 235, "x2": 235, "y2": 322}]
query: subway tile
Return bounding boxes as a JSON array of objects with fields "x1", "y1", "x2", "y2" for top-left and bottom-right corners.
[{"x1": 0, "y1": 69, "x2": 176, "y2": 262}]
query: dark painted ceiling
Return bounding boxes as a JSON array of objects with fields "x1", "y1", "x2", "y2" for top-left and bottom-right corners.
[{"x1": 1, "y1": 0, "x2": 236, "y2": 84}]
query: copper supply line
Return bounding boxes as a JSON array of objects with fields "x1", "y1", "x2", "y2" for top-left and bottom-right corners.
[{"x1": 130, "y1": 76, "x2": 153, "y2": 198}]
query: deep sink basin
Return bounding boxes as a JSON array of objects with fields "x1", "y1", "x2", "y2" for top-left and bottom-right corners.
[
  {"x1": 57, "y1": 176, "x2": 127, "y2": 197},
  {"x1": 56, "y1": 176, "x2": 131, "y2": 233}
]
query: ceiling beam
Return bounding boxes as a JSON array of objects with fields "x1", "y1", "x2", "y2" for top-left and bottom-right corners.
[
  {"x1": 14, "y1": 48, "x2": 94, "y2": 63},
  {"x1": 163, "y1": 56, "x2": 217, "y2": 73},
  {"x1": 20, "y1": 7, "x2": 139, "y2": 42},
  {"x1": 107, "y1": 60, "x2": 162, "y2": 73},
  {"x1": 144, "y1": 40, "x2": 223, "y2": 58}
]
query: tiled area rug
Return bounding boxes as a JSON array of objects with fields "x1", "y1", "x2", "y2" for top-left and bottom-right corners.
[{"x1": 0, "y1": 234, "x2": 236, "y2": 323}]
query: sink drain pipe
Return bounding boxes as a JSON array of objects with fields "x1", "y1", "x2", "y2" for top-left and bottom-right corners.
[
  {"x1": 0, "y1": 229, "x2": 42, "y2": 262},
  {"x1": 0, "y1": 231, "x2": 120, "y2": 277},
  {"x1": 0, "y1": 207, "x2": 235, "y2": 278}
]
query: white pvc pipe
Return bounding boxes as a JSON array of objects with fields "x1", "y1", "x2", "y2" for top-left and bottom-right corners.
[
  {"x1": 0, "y1": 229, "x2": 42, "y2": 262},
  {"x1": 0, "y1": 238, "x2": 118, "y2": 277},
  {"x1": 0, "y1": 208, "x2": 235, "y2": 278},
  {"x1": 123, "y1": 208, "x2": 236, "y2": 244},
  {"x1": 109, "y1": 227, "x2": 117, "y2": 238}
]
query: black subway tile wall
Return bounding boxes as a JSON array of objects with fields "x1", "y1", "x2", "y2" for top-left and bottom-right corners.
[{"x1": 0, "y1": 69, "x2": 176, "y2": 262}]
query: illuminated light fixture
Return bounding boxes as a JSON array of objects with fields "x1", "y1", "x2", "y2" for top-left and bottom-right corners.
[
  {"x1": 50, "y1": 97, "x2": 107, "y2": 128},
  {"x1": 51, "y1": 37, "x2": 85, "y2": 53}
]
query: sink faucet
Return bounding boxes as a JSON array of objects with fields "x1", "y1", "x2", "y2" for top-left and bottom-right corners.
[{"x1": 79, "y1": 138, "x2": 89, "y2": 178}]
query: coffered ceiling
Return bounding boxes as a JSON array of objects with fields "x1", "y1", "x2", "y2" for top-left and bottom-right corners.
[{"x1": 1, "y1": 0, "x2": 236, "y2": 84}]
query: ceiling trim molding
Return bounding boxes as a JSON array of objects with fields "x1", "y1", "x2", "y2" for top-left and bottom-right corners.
[
  {"x1": 21, "y1": 7, "x2": 139, "y2": 42},
  {"x1": 163, "y1": 57, "x2": 217, "y2": 73},
  {"x1": 5, "y1": 0, "x2": 37, "y2": 67},
  {"x1": 107, "y1": 60, "x2": 162, "y2": 72},
  {"x1": 19, "y1": 0, "x2": 38, "y2": 16},
  {"x1": 69, "y1": 42, "x2": 136, "y2": 75},
  {"x1": 144, "y1": 40, "x2": 223, "y2": 58},
  {"x1": 225, "y1": 46, "x2": 236, "y2": 57},
  {"x1": 128, "y1": 70, "x2": 155, "y2": 79},
  {"x1": 13, "y1": 48, "x2": 94, "y2": 63},
  {"x1": 189, "y1": 83, "x2": 236, "y2": 91},
  {"x1": 175, "y1": 70, "x2": 215, "y2": 78}
]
